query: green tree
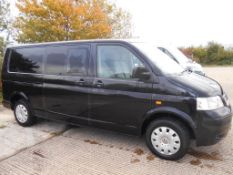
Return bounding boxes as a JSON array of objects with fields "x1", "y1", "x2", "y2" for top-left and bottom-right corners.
[
  {"x1": 0, "y1": 0, "x2": 10, "y2": 32},
  {"x1": 110, "y1": 7, "x2": 132, "y2": 38},
  {"x1": 192, "y1": 46, "x2": 207, "y2": 63},
  {"x1": 0, "y1": 0, "x2": 10, "y2": 87},
  {"x1": 14, "y1": 0, "x2": 132, "y2": 43},
  {"x1": 0, "y1": 0, "x2": 10, "y2": 59},
  {"x1": 0, "y1": 37, "x2": 4, "y2": 91},
  {"x1": 206, "y1": 42, "x2": 224, "y2": 64},
  {"x1": 0, "y1": 36, "x2": 5, "y2": 57}
]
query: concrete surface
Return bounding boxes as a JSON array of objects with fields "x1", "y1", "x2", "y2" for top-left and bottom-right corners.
[
  {"x1": 0, "y1": 107, "x2": 68, "y2": 161},
  {"x1": 0, "y1": 66, "x2": 232, "y2": 175}
]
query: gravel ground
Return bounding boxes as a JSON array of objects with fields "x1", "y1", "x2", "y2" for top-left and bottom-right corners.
[
  {"x1": 0, "y1": 66, "x2": 232, "y2": 175},
  {"x1": 205, "y1": 67, "x2": 233, "y2": 104}
]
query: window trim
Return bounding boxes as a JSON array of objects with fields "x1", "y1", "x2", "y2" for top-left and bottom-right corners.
[{"x1": 95, "y1": 43, "x2": 151, "y2": 81}]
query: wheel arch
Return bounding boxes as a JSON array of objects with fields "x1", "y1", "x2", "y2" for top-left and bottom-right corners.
[
  {"x1": 10, "y1": 92, "x2": 29, "y2": 109},
  {"x1": 141, "y1": 107, "x2": 197, "y2": 139}
]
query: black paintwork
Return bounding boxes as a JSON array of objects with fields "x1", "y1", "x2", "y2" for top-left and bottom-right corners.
[{"x1": 1, "y1": 40, "x2": 232, "y2": 146}]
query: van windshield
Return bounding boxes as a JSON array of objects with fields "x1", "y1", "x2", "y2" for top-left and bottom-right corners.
[
  {"x1": 132, "y1": 43, "x2": 184, "y2": 74},
  {"x1": 165, "y1": 47, "x2": 189, "y2": 64}
]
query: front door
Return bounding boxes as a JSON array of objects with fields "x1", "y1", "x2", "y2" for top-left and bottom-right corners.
[
  {"x1": 42, "y1": 44, "x2": 91, "y2": 125},
  {"x1": 89, "y1": 44, "x2": 153, "y2": 134}
]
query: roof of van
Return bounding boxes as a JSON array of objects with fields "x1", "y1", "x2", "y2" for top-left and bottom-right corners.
[{"x1": 6, "y1": 39, "x2": 145, "y2": 49}]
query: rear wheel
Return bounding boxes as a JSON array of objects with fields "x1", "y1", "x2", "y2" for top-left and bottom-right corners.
[
  {"x1": 14, "y1": 100, "x2": 36, "y2": 126},
  {"x1": 145, "y1": 118, "x2": 190, "y2": 160}
]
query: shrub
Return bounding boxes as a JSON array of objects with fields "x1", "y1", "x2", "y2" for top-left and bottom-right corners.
[{"x1": 181, "y1": 42, "x2": 233, "y2": 65}]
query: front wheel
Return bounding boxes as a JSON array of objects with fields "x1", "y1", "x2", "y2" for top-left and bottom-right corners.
[{"x1": 145, "y1": 118, "x2": 190, "y2": 160}]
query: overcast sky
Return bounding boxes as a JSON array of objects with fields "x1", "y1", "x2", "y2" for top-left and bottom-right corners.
[{"x1": 9, "y1": 0, "x2": 233, "y2": 47}]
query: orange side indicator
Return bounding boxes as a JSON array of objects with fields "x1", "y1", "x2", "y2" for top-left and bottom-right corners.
[{"x1": 155, "y1": 100, "x2": 162, "y2": 105}]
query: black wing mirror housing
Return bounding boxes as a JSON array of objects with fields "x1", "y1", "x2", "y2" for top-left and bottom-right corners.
[{"x1": 133, "y1": 66, "x2": 151, "y2": 80}]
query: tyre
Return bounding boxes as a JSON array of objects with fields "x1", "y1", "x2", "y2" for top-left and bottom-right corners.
[
  {"x1": 13, "y1": 99, "x2": 36, "y2": 126},
  {"x1": 145, "y1": 118, "x2": 190, "y2": 160}
]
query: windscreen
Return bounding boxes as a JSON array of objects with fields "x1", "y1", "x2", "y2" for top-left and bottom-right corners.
[
  {"x1": 165, "y1": 47, "x2": 189, "y2": 64},
  {"x1": 133, "y1": 43, "x2": 184, "y2": 74}
]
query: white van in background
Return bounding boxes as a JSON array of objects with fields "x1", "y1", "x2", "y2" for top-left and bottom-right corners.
[{"x1": 158, "y1": 46, "x2": 205, "y2": 75}]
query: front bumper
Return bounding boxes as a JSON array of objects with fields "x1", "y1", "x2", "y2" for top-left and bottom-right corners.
[{"x1": 196, "y1": 106, "x2": 232, "y2": 146}]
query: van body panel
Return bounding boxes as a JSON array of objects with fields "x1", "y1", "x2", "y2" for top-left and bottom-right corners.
[
  {"x1": 42, "y1": 75, "x2": 88, "y2": 124},
  {"x1": 88, "y1": 78, "x2": 153, "y2": 134},
  {"x1": 87, "y1": 42, "x2": 154, "y2": 134},
  {"x1": 143, "y1": 106, "x2": 197, "y2": 133},
  {"x1": 42, "y1": 44, "x2": 92, "y2": 125},
  {"x1": 4, "y1": 73, "x2": 44, "y2": 112},
  {"x1": 167, "y1": 73, "x2": 222, "y2": 97}
]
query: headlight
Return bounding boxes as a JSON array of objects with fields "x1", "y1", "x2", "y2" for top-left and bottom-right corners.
[{"x1": 196, "y1": 96, "x2": 224, "y2": 110}]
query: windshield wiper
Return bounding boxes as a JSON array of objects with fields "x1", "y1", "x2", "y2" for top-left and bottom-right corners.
[{"x1": 181, "y1": 68, "x2": 193, "y2": 74}]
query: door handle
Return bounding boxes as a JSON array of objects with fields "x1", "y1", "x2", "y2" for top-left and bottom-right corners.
[
  {"x1": 76, "y1": 78, "x2": 85, "y2": 86},
  {"x1": 95, "y1": 80, "x2": 104, "y2": 88}
]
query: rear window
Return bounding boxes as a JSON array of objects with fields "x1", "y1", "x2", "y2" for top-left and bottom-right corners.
[
  {"x1": 68, "y1": 48, "x2": 89, "y2": 76},
  {"x1": 45, "y1": 46, "x2": 67, "y2": 75},
  {"x1": 8, "y1": 44, "x2": 90, "y2": 76},
  {"x1": 9, "y1": 47, "x2": 44, "y2": 74}
]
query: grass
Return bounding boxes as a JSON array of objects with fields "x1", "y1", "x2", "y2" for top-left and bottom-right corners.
[{"x1": 0, "y1": 124, "x2": 6, "y2": 129}]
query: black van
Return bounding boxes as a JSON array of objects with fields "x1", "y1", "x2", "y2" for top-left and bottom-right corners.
[{"x1": 1, "y1": 40, "x2": 232, "y2": 160}]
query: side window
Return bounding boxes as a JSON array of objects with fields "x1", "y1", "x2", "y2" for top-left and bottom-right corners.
[
  {"x1": 97, "y1": 45, "x2": 146, "y2": 80},
  {"x1": 9, "y1": 47, "x2": 44, "y2": 73},
  {"x1": 45, "y1": 46, "x2": 67, "y2": 75},
  {"x1": 67, "y1": 48, "x2": 89, "y2": 76}
]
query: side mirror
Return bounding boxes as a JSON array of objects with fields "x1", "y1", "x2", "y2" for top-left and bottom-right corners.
[
  {"x1": 133, "y1": 66, "x2": 151, "y2": 80},
  {"x1": 186, "y1": 67, "x2": 193, "y2": 72}
]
